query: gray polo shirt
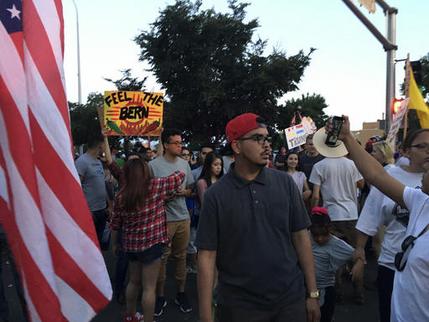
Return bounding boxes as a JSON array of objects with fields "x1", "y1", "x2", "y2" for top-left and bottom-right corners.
[
  {"x1": 149, "y1": 156, "x2": 194, "y2": 222},
  {"x1": 196, "y1": 166, "x2": 310, "y2": 309}
]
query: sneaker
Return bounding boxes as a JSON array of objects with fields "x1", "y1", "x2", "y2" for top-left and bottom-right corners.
[
  {"x1": 123, "y1": 313, "x2": 137, "y2": 322},
  {"x1": 186, "y1": 265, "x2": 197, "y2": 274},
  {"x1": 134, "y1": 312, "x2": 144, "y2": 321},
  {"x1": 154, "y1": 296, "x2": 167, "y2": 317},
  {"x1": 175, "y1": 292, "x2": 192, "y2": 313}
]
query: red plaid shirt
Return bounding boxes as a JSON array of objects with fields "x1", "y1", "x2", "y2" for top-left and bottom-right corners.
[{"x1": 110, "y1": 171, "x2": 185, "y2": 252}]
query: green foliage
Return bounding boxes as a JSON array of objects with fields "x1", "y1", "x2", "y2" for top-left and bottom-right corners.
[
  {"x1": 277, "y1": 93, "x2": 329, "y2": 130},
  {"x1": 135, "y1": 0, "x2": 323, "y2": 144},
  {"x1": 69, "y1": 92, "x2": 103, "y2": 146},
  {"x1": 104, "y1": 68, "x2": 147, "y2": 92},
  {"x1": 419, "y1": 53, "x2": 429, "y2": 99},
  {"x1": 70, "y1": 70, "x2": 148, "y2": 148},
  {"x1": 270, "y1": 93, "x2": 328, "y2": 149}
]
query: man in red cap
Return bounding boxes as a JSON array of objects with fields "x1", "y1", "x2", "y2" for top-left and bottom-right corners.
[{"x1": 196, "y1": 113, "x2": 320, "y2": 322}]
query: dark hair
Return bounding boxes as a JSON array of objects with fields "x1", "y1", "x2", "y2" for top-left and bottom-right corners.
[
  {"x1": 286, "y1": 151, "x2": 299, "y2": 158},
  {"x1": 87, "y1": 133, "x2": 104, "y2": 149},
  {"x1": 199, "y1": 144, "x2": 214, "y2": 152},
  {"x1": 182, "y1": 147, "x2": 190, "y2": 153},
  {"x1": 310, "y1": 213, "x2": 331, "y2": 226},
  {"x1": 119, "y1": 158, "x2": 151, "y2": 212},
  {"x1": 220, "y1": 143, "x2": 233, "y2": 156},
  {"x1": 126, "y1": 152, "x2": 143, "y2": 161},
  {"x1": 305, "y1": 134, "x2": 314, "y2": 142},
  {"x1": 403, "y1": 129, "x2": 429, "y2": 150},
  {"x1": 161, "y1": 128, "x2": 182, "y2": 145},
  {"x1": 198, "y1": 152, "x2": 224, "y2": 187}
]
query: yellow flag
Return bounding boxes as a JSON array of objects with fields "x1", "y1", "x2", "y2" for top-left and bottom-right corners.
[{"x1": 408, "y1": 66, "x2": 429, "y2": 128}]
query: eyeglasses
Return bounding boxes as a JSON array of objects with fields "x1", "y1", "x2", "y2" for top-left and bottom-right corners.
[
  {"x1": 394, "y1": 223, "x2": 429, "y2": 271},
  {"x1": 168, "y1": 141, "x2": 182, "y2": 146},
  {"x1": 239, "y1": 134, "x2": 272, "y2": 145},
  {"x1": 411, "y1": 143, "x2": 429, "y2": 152},
  {"x1": 181, "y1": 153, "x2": 190, "y2": 157}
]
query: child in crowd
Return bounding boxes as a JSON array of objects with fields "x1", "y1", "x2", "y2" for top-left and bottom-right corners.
[
  {"x1": 284, "y1": 152, "x2": 312, "y2": 201},
  {"x1": 310, "y1": 207, "x2": 354, "y2": 322}
]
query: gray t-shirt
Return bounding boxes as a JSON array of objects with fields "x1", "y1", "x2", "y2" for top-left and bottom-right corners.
[
  {"x1": 197, "y1": 166, "x2": 310, "y2": 309},
  {"x1": 312, "y1": 235, "x2": 354, "y2": 288},
  {"x1": 149, "y1": 156, "x2": 194, "y2": 222},
  {"x1": 75, "y1": 153, "x2": 107, "y2": 211}
]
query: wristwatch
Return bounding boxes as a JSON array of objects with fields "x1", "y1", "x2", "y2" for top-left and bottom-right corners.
[{"x1": 307, "y1": 290, "x2": 320, "y2": 299}]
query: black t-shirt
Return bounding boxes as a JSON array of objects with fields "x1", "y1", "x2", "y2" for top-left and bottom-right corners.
[
  {"x1": 298, "y1": 153, "x2": 324, "y2": 182},
  {"x1": 196, "y1": 166, "x2": 310, "y2": 309},
  {"x1": 274, "y1": 153, "x2": 287, "y2": 168}
]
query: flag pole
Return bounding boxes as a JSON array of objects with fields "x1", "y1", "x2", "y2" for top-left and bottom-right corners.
[{"x1": 403, "y1": 54, "x2": 410, "y2": 141}]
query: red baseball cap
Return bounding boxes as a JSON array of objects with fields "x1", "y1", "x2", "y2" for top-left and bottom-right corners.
[
  {"x1": 225, "y1": 113, "x2": 262, "y2": 142},
  {"x1": 311, "y1": 206, "x2": 329, "y2": 217}
]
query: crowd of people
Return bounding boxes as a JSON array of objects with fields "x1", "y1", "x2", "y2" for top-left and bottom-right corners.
[
  {"x1": 2, "y1": 113, "x2": 428, "y2": 322},
  {"x1": 72, "y1": 113, "x2": 428, "y2": 322}
]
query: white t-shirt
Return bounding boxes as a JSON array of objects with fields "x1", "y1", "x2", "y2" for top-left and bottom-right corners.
[
  {"x1": 356, "y1": 166, "x2": 423, "y2": 270},
  {"x1": 391, "y1": 187, "x2": 429, "y2": 322},
  {"x1": 309, "y1": 157, "x2": 362, "y2": 221},
  {"x1": 395, "y1": 156, "x2": 410, "y2": 167}
]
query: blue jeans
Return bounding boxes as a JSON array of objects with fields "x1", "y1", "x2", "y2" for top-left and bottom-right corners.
[{"x1": 91, "y1": 209, "x2": 107, "y2": 247}]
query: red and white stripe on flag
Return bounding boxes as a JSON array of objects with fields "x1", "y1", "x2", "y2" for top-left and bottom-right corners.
[{"x1": 0, "y1": 1, "x2": 112, "y2": 321}]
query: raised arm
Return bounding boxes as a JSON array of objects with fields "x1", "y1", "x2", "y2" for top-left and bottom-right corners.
[{"x1": 338, "y1": 116, "x2": 405, "y2": 207}]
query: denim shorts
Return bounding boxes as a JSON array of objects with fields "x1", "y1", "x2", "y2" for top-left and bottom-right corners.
[{"x1": 126, "y1": 244, "x2": 163, "y2": 264}]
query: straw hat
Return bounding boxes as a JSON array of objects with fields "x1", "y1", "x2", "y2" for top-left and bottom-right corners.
[{"x1": 312, "y1": 127, "x2": 348, "y2": 158}]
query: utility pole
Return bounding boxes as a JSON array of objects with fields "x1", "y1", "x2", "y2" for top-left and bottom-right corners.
[
  {"x1": 71, "y1": 0, "x2": 82, "y2": 104},
  {"x1": 342, "y1": 0, "x2": 398, "y2": 133}
]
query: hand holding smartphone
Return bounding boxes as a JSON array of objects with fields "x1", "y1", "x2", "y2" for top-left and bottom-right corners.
[{"x1": 325, "y1": 116, "x2": 344, "y2": 147}]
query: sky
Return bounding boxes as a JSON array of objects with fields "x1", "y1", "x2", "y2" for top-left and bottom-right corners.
[{"x1": 62, "y1": 0, "x2": 429, "y2": 130}]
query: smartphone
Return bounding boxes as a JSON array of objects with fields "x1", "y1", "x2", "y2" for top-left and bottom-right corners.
[{"x1": 325, "y1": 116, "x2": 344, "y2": 147}]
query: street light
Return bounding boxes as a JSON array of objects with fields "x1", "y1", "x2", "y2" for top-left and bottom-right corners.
[{"x1": 71, "y1": 0, "x2": 82, "y2": 104}]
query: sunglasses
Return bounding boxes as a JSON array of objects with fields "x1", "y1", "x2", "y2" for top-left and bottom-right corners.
[{"x1": 394, "y1": 223, "x2": 429, "y2": 271}]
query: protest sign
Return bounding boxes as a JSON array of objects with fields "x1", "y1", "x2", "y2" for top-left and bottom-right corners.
[
  {"x1": 301, "y1": 116, "x2": 317, "y2": 135},
  {"x1": 386, "y1": 98, "x2": 409, "y2": 148},
  {"x1": 285, "y1": 123, "x2": 307, "y2": 149},
  {"x1": 103, "y1": 91, "x2": 163, "y2": 136}
]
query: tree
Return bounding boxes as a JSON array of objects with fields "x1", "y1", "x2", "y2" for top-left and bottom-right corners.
[
  {"x1": 268, "y1": 93, "x2": 328, "y2": 149},
  {"x1": 135, "y1": 0, "x2": 319, "y2": 144},
  {"x1": 417, "y1": 53, "x2": 429, "y2": 99},
  {"x1": 69, "y1": 69, "x2": 149, "y2": 149},
  {"x1": 399, "y1": 53, "x2": 429, "y2": 131},
  {"x1": 69, "y1": 92, "x2": 103, "y2": 146},
  {"x1": 104, "y1": 68, "x2": 148, "y2": 92},
  {"x1": 277, "y1": 93, "x2": 329, "y2": 130}
]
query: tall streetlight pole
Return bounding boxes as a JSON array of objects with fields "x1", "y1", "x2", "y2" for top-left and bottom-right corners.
[
  {"x1": 71, "y1": 0, "x2": 82, "y2": 104},
  {"x1": 342, "y1": 0, "x2": 397, "y2": 133}
]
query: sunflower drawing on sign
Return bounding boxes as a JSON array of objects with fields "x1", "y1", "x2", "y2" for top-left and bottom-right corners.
[{"x1": 103, "y1": 91, "x2": 164, "y2": 136}]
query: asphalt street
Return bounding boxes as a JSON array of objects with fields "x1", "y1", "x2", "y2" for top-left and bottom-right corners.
[{"x1": 2, "y1": 248, "x2": 379, "y2": 322}]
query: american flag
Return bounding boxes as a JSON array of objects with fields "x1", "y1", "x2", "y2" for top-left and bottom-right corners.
[{"x1": 0, "y1": 1, "x2": 112, "y2": 321}]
